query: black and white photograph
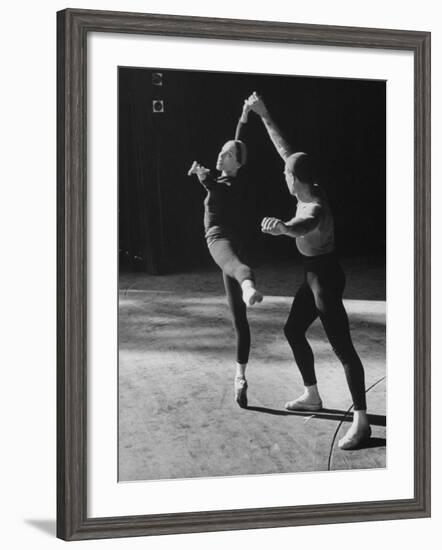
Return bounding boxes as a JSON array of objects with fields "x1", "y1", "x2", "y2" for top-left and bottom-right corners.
[
  {"x1": 118, "y1": 67, "x2": 386, "y2": 482},
  {"x1": 2, "y1": 0, "x2": 438, "y2": 545}
]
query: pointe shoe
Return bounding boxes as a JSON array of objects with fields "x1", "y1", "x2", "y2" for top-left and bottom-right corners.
[
  {"x1": 234, "y1": 377, "x2": 248, "y2": 408},
  {"x1": 242, "y1": 287, "x2": 263, "y2": 306},
  {"x1": 338, "y1": 425, "x2": 372, "y2": 450},
  {"x1": 285, "y1": 397, "x2": 323, "y2": 412}
]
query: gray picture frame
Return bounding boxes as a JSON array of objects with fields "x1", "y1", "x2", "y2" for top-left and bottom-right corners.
[{"x1": 57, "y1": 8, "x2": 431, "y2": 541}]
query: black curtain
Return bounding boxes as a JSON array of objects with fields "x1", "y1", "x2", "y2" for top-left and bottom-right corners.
[{"x1": 119, "y1": 68, "x2": 386, "y2": 274}]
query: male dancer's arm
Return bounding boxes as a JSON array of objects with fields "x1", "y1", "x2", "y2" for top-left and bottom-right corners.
[
  {"x1": 247, "y1": 92, "x2": 293, "y2": 161},
  {"x1": 261, "y1": 207, "x2": 322, "y2": 238}
]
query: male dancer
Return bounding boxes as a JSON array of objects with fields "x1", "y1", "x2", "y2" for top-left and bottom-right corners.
[
  {"x1": 188, "y1": 100, "x2": 262, "y2": 407},
  {"x1": 246, "y1": 92, "x2": 371, "y2": 450}
]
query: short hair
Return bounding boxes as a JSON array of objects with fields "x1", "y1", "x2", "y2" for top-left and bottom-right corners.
[
  {"x1": 285, "y1": 152, "x2": 316, "y2": 184},
  {"x1": 233, "y1": 140, "x2": 247, "y2": 166}
]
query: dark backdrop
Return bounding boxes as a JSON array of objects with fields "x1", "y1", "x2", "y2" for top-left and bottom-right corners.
[{"x1": 118, "y1": 67, "x2": 386, "y2": 274}]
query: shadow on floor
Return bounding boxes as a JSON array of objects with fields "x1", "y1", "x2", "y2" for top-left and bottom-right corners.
[
  {"x1": 364, "y1": 436, "x2": 386, "y2": 449},
  {"x1": 247, "y1": 406, "x2": 386, "y2": 427}
]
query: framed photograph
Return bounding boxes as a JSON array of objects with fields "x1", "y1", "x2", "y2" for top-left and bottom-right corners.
[{"x1": 57, "y1": 8, "x2": 431, "y2": 541}]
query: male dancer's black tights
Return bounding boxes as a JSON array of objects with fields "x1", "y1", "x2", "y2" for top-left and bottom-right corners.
[
  {"x1": 284, "y1": 253, "x2": 367, "y2": 410},
  {"x1": 208, "y1": 237, "x2": 252, "y2": 364}
]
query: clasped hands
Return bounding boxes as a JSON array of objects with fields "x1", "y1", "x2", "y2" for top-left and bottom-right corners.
[{"x1": 241, "y1": 91, "x2": 268, "y2": 122}]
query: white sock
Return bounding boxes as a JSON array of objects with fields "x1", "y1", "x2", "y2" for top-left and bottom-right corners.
[
  {"x1": 241, "y1": 279, "x2": 254, "y2": 291},
  {"x1": 304, "y1": 384, "x2": 321, "y2": 402},
  {"x1": 241, "y1": 279, "x2": 263, "y2": 306}
]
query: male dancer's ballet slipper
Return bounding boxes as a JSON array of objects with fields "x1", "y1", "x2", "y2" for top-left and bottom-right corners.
[
  {"x1": 338, "y1": 426, "x2": 372, "y2": 450},
  {"x1": 285, "y1": 398, "x2": 323, "y2": 412},
  {"x1": 234, "y1": 377, "x2": 248, "y2": 408}
]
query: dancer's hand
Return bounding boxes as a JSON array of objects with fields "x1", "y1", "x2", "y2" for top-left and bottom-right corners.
[
  {"x1": 195, "y1": 164, "x2": 210, "y2": 182},
  {"x1": 261, "y1": 217, "x2": 287, "y2": 236},
  {"x1": 188, "y1": 161, "x2": 210, "y2": 181},
  {"x1": 247, "y1": 91, "x2": 268, "y2": 117}
]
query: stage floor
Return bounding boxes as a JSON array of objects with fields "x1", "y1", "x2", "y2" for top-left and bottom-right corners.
[{"x1": 118, "y1": 258, "x2": 386, "y2": 482}]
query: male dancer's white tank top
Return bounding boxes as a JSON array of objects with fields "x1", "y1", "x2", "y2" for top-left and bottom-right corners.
[{"x1": 295, "y1": 186, "x2": 335, "y2": 257}]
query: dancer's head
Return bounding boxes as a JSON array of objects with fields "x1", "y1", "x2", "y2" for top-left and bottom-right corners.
[
  {"x1": 216, "y1": 140, "x2": 247, "y2": 175},
  {"x1": 284, "y1": 152, "x2": 316, "y2": 195}
]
